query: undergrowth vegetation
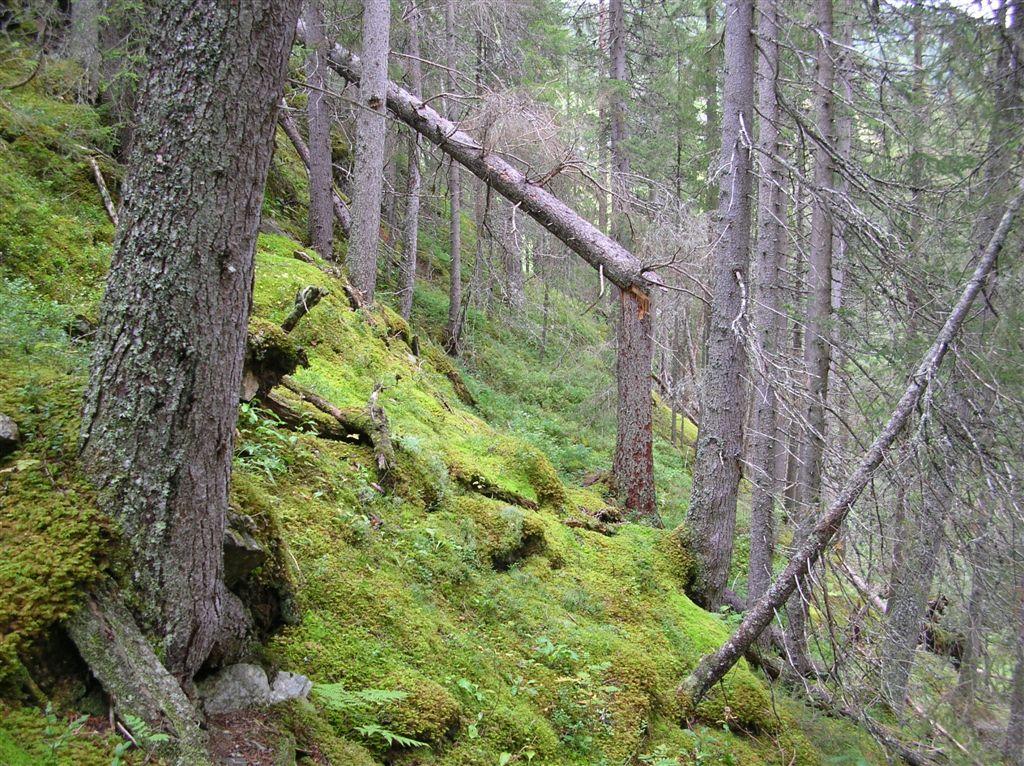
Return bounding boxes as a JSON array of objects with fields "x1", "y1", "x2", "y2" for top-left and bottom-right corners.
[{"x1": 0, "y1": 51, "x2": 887, "y2": 765}]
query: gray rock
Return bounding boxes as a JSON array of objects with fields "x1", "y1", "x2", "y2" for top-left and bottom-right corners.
[
  {"x1": 198, "y1": 663, "x2": 270, "y2": 715},
  {"x1": 0, "y1": 414, "x2": 19, "y2": 457},
  {"x1": 268, "y1": 671, "x2": 312, "y2": 704},
  {"x1": 198, "y1": 664, "x2": 312, "y2": 715}
]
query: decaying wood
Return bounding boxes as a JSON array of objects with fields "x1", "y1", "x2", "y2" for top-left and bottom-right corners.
[
  {"x1": 280, "y1": 377, "x2": 395, "y2": 479},
  {"x1": 342, "y1": 281, "x2": 365, "y2": 311},
  {"x1": 260, "y1": 390, "x2": 368, "y2": 444},
  {"x1": 680, "y1": 178, "x2": 1024, "y2": 704},
  {"x1": 87, "y1": 156, "x2": 118, "y2": 227},
  {"x1": 367, "y1": 382, "x2": 396, "y2": 481},
  {"x1": 450, "y1": 465, "x2": 539, "y2": 510},
  {"x1": 280, "y1": 285, "x2": 328, "y2": 333},
  {"x1": 278, "y1": 103, "x2": 351, "y2": 235},
  {"x1": 297, "y1": 22, "x2": 660, "y2": 296}
]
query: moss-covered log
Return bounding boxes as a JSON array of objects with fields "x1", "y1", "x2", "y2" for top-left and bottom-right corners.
[{"x1": 280, "y1": 285, "x2": 329, "y2": 334}]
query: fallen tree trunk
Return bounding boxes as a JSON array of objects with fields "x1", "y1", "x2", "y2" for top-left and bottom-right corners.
[
  {"x1": 278, "y1": 103, "x2": 351, "y2": 235},
  {"x1": 805, "y1": 684, "x2": 939, "y2": 766},
  {"x1": 297, "y1": 22, "x2": 659, "y2": 295},
  {"x1": 280, "y1": 377, "x2": 395, "y2": 480},
  {"x1": 680, "y1": 178, "x2": 1024, "y2": 704}
]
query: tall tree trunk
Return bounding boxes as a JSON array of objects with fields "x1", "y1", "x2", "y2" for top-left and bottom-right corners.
[
  {"x1": 680, "y1": 179, "x2": 1024, "y2": 703},
  {"x1": 597, "y1": 0, "x2": 609, "y2": 234},
  {"x1": 398, "y1": 0, "x2": 422, "y2": 321},
  {"x1": 303, "y1": 1, "x2": 334, "y2": 262},
  {"x1": 703, "y1": 0, "x2": 720, "y2": 217},
  {"x1": 880, "y1": 460, "x2": 952, "y2": 710},
  {"x1": 346, "y1": 0, "x2": 391, "y2": 303},
  {"x1": 955, "y1": 548, "x2": 986, "y2": 710},
  {"x1": 608, "y1": 0, "x2": 657, "y2": 523},
  {"x1": 442, "y1": 0, "x2": 464, "y2": 353},
  {"x1": 278, "y1": 105, "x2": 352, "y2": 234},
  {"x1": 68, "y1": 0, "x2": 101, "y2": 100},
  {"x1": 608, "y1": 0, "x2": 629, "y2": 244},
  {"x1": 78, "y1": 0, "x2": 299, "y2": 682},
  {"x1": 685, "y1": 0, "x2": 755, "y2": 609},
  {"x1": 746, "y1": 0, "x2": 783, "y2": 606},
  {"x1": 500, "y1": 203, "x2": 526, "y2": 311},
  {"x1": 785, "y1": 0, "x2": 835, "y2": 675}
]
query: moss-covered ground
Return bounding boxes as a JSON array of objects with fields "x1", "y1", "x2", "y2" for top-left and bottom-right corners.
[{"x1": 0, "y1": 50, "x2": 888, "y2": 765}]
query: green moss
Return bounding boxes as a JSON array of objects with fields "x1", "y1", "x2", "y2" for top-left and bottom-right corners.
[
  {"x1": 276, "y1": 698, "x2": 379, "y2": 766},
  {"x1": 380, "y1": 675, "x2": 461, "y2": 745},
  {"x1": 0, "y1": 704, "x2": 129, "y2": 765}
]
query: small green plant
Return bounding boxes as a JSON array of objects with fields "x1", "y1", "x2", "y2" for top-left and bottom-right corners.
[
  {"x1": 313, "y1": 685, "x2": 428, "y2": 750},
  {"x1": 234, "y1": 403, "x2": 301, "y2": 481},
  {"x1": 533, "y1": 636, "x2": 579, "y2": 671},
  {"x1": 109, "y1": 714, "x2": 171, "y2": 765},
  {"x1": 42, "y1": 703, "x2": 88, "y2": 757},
  {"x1": 353, "y1": 723, "x2": 428, "y2": 749}
]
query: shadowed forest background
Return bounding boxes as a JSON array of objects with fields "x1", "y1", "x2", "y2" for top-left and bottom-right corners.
[{"x1": 0, "y1": 0, "x2": 1022, "y2": 765}]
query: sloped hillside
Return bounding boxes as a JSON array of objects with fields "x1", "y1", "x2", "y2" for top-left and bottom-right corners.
[{"x1": 0, "y1": 61, "x2": 885, "y2": 766}]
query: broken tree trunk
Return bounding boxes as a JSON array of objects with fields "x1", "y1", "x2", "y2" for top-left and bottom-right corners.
[
  {"x1": 278, "y1": 104, "x2": 351, "y2": 235},
  {"x1": 297, "y1": 22, "x2": 659, "y2": 296},
  {"x1": 679, "y1": 178, "x2": 1024, "y2": 704},
  {"x1": 281, "y1": 285, "x2": 329, "y2": 333}
]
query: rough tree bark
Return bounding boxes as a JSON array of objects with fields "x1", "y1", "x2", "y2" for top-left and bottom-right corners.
[
  {"x1": 685, "y1": 0, "x2": 755, "y2": 608},
  {"x1": 785, "y1": 0, "x2": 835, "y2": 675},
  {"x1": 303, "y1": 1, "x2": 334, "y2": 262},
  {"x1": 442, "y1": 0, "x2": 464, "y2": 353},
  {"x1": 613, "y1": 287, "x2": 659, "y2": 525},
  {"x1": 398, "y1": 0, "x2": 422, "y2": 321},
  {"x1": 680, "y1": 178, "x2": 1024, "y2": 704},
  {"x1": 746, "y1": 0, "x2": 783, "y2": 605},
  {"x1": 277, "y1": 105, "x2": 352, "y2": 234},
  {"x1": 346, "y1": 0, "x2": 391, "y2": 302},
  {"x1": 75, "y1": 0, "x2": 299, "y2": 693}
]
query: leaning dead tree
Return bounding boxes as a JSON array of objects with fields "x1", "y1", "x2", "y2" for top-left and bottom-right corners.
[
  {"x1": 297, "y1": 22, "x2": 660, "y2": 295},
  {"x1": 680, "y1": 178, "x2": 1024, "y2": 703}
]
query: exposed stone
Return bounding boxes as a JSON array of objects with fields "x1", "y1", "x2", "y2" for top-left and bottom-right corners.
[
  {"x1": 269, "y1": 671, "x2": 312, "y2": 704},
  {"x1": 198, "y1": 664, "x2": 311, "y2": 715},
  {"x1": 0, "y1": 414, "x2": 20, "y2": 457},
  {"x1": 198, "y1": 663, "x2": 271, "y2": 715}
]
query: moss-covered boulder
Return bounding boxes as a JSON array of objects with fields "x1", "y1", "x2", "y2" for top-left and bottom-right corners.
[{"x1": 380, "y1": 676, "x2": 461, "y2": 746}]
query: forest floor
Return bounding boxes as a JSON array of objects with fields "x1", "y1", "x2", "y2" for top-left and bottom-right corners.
[{"x1": 0, "y1": 51, "x2": 947, "y2": 766}]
